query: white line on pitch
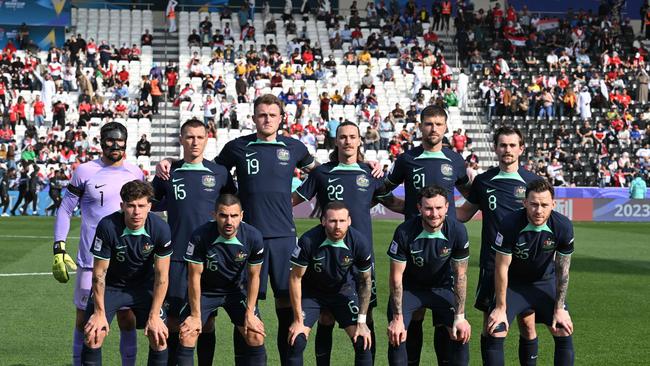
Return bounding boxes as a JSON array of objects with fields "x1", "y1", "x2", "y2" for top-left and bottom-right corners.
[{"x1": 0, "y1": 272, "x2": 77, "y2": 277}]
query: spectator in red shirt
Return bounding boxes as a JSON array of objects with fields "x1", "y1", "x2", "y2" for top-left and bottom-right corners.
[
  {"x1": 452, "y1": 128, "x2": 468, "y2": 153},
  {"x1": 165, "y1": 65, "x2": 178, "y2": 100},
  {"x1": 15, "y1": 96, "x2": 27, "y2": 125},
  {"x1": 290, "y1": 121, "x2": 304, "y2": 135},
  {"x1": 32, "y1": 95, "x2": 45, "y2": 128},
  {"x1": 118, "y1": 65, "x2": 130, "y2": 85}
]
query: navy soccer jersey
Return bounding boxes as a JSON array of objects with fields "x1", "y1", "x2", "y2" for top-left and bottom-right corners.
[
  {"x1": 385, "y1": 146, "x2": 468, "y2": 220},
  {"x1": 152, "y1": 159, "x2": 236, "y2": 261},
  {"x1": 290, "y1": 225, "x2": 372, "y2": 295},
  {"x1": 215, "y1": 133, "x2": 315, "y2": 238},
  {"x1": 295, "y1": 161, "x2": 392, "y2": 241},
  {"x1": 184, "y1": 221, "x2": 265, "y2": 296},
  {"x1": 466, "y1": 167, "x2": 541, "y2": 270},
  {"x1": 91, "y1": 211, "x2": 172, "y2": 289},
  {"x1": 387, "y1": 216, "x2": 469, "y2": 290},
  {"x1": 492, "y1": 210, "x2": 574, "y2": 284}
]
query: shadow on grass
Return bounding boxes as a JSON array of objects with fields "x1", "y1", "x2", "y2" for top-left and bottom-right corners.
[{"x1": 572, "y1": 256, "x2": 650, "y2": 276}]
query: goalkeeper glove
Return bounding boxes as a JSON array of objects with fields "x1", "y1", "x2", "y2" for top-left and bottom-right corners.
[{"x1": 52, "y1": 241, "x2": 77, "y2": 283}]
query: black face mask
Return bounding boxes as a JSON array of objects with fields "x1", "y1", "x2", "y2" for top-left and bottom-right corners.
[{"x1": 100, "y1": 129, "x2": 127, "y2": 162}]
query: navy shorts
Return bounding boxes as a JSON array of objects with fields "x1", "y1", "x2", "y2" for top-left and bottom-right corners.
[
  {"x1": 180, "y1": 292, "x2": 259, "y2": 326},
  {"x1": 258, "y1": 236, "x2": 296, "y2": 299},
  {"x1": 84, "y1": 286, "x2": 165, "y2": 329},
  {"x1": 301, "y1": 284, "x2": 361, "y2": 329},
  {"x1": 493, "y1": 280, "x2": 570, "y2": 327},
  {"x1": 474, "y1": 266, "x2": 495, "y2": 312},
  {"x1": 387, "y1": 288, "x2": 455, "y2": 328},
  {"x1": 165, "y1": 260, "x2": 188, "y2": 318}
]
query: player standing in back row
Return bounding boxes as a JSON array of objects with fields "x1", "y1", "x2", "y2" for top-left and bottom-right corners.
[
  {"x1": 456, "y1": 126, "x2": 543, "y2": 365},
  {"x1": 157, "y1": 94, "x2": 317, "y2": 365},
  {"x1": 152, "y1": 118, "x2": 236, "y2": 365},
  {"x1": 384, "y1": 105, "x2": 470, "y2": 365},
  {"x1": 53, "y1": 122, "x2": 144, "y2": 366}
]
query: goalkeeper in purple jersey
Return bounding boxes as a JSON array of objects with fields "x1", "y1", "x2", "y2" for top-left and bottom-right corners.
[{"x1": 52, "y1": 122, "x2": 144, "y2": 366}]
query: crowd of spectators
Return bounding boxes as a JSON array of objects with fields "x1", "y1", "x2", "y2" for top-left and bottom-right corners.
[
  {"x1": 0, "y1": 27, "x2": 161, "y2": 215},
  {"x1": 451, "y1": 0, "x2": 650, "y2": 187}
]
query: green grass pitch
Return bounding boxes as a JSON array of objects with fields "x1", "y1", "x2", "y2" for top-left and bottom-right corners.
[{"x1": 0, "y1": 217, "x2": 648, "y2": 365}]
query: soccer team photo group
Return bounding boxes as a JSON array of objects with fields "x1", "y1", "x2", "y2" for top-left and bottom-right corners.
[{"x1": 1, "y1": 0, "x2": 649, "y2": 365}]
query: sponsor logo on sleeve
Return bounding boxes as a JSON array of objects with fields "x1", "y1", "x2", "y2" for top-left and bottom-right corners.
[
  {"x1": 495, "y1": 232, "x2": 503, "y2": 247},
  {"x1": 389, "y1": 240, "x2": 399, "y2": 255},
  {"x1": 291, "y1": 245, "x2": 301, "y2": 258},
  {"x1": 186, "y1": 242, "x2": 195, "y2": 256},
  {"x1": 93, "y1": 237, "x2": 103, "y2": 251}
]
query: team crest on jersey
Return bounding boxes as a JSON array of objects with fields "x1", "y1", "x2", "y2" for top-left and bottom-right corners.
[
  {"x1": 439, "y1": 246, "x2": 451, "y2": 257},
  {"x1": 142, "y1": 242, "x2": 153, "y2": 255},
  {"x1": 276, "y1": 148, "x2": 290, "y2": 163},
  {"x1": 356, "y1": 174, "x2": 370, "y2": 188},
  {"x1": 341, "y1": 255, "x2": 353, "y2": 266},
  {"x1": 202, "y1": 175, "x2": 216, "y2": 188},
  {"x1": 235, "y1": 251, "x2": 248, "y2": 262},
  {"x1": 514, "y1": 186, "x2": 526, "y2": 199},
  {"x1": 542, "y1": 238, "x2": 556, "y2": 251},
  {"x1": 441, "y1": 164, "x2": 453, "y2": 177}
]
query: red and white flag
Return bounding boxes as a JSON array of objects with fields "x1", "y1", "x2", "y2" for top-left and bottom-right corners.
[
  {"x1": 507, "y1": 35, "x2": 527, "y2": 47},
  {"x1": 536, "y1": 18, "x2": 560, "y2": 32}
]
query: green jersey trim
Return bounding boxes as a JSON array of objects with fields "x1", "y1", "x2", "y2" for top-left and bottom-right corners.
[
  {"x1": 319, "y1": 238, "x2": 349, "y2": 249},
  {"x1": 490, "y1": 170, "x2": 526, "y2": 183},
  {"x1": 414, "y1": 150, "x2": 451, "y2": 161},
  {"x1": 519, "y1": 223, "x2": 553, "y2": 234},
  {"x1": 121, "y1": 226, "x2": 150, "y2": 237},
  {"x1": 212, "y1": 235, "x2": 244, "y2": 246},
  {"x1": 415, "y1": 229, "x2": 448, "y2": 241}
]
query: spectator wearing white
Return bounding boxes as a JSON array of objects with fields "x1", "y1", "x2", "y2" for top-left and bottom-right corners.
[
  {"x1": 33, "y1": 71, "x2": 56, "y2": 116},
  {"x1": 300, "y1": 129, "x2": 317, "y2": 154},
  {"x1": 546, "y1": 50, "x2": 559, "y2": 71},
  {"x1": 457, "y1": 68, "x2": 469, "y2": 110},
  {"x1": 166, "y1": 0, "x2": 178, "y2": 33},
  {"x1": 577, "y1": 87, "x2": 592, "y2": 120},
  {"x1": 203, "y1": 95, "x2": 218, "y2": 125}
]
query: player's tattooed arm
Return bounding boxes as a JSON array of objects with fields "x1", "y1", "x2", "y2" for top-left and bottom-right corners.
[
  {"x1": 91, "y1": 259, "x2": 109, "y2": 313},
  {"x1": 554, "y1": 253, "x2": 572, "y2": 309},
  {"x1": 389, "y1": 261, "x2": 406, "y2": 315},
  {"x1": 357, "y1": 270, "x2": 372, "y2": 315},
  {"x1": 452, "y1": 258, "x2": 469, "y2": 315}
]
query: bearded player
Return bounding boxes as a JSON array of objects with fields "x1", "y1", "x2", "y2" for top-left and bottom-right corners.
[{"x1": 52, "y1": 122, "x2": 145, "y2": 366}]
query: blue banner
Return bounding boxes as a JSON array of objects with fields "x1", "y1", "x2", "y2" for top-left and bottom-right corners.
[
  {"x1": 0, "y1": 24, "x2": 65, "y2": 49},
  {"x1": 5, "y1": 190, "x2": 67, "y2": 216},
  {"x1": 0, "y1": 0, "x2": 71, "y2": 26},
  {"x1": 508, "y1": 0, "x2": 643, "y2": 19}
]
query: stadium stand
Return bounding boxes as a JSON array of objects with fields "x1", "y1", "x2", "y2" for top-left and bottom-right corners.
[{"x1": 1, "y1": 1, "x2": 649, "y2": 217}]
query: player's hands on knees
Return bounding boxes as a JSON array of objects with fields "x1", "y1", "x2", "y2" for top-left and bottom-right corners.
[
  {"x1": 180, "y1": 315, "x2": 202, "y2": 340},
  {"x1": 353, "y1": 322, "x2": 372, "y2": 350},
  {"x1": 367, "y1": 160, "x2": 383, "y2": 178},
  {"x1": 155, "y1": 158, "x2": 173, "y2": 180},
  {"x1": 387, "y1": 318, "x2": 407, "y2": 347},
  {"x1": 52, "y1": 241, "x2": 77, "y2": 283},
  {"x1": 84, "y1": 312, "x2": 109, "y2": 346},
  {"x1": 451, "y1": 315, "x2": 471, "y2": 344},
  {"x1": 244, "y1": 309, "x2": 266, "y2": 337},
  {"x1": 487, "y1": 308, "x2": 509, "y2": 335},
  {"x1": 551, "y1": 308, "x2": 573, "y2": 335},
  {"x1": 287, "y1": 320, "x2": 308, "y2": 346},
  {"x1": 145, "y1": 314, "x2": 169, "y2": 348}
]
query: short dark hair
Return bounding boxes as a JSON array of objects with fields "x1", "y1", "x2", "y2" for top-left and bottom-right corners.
[
  {"x1": 420, "y1": 105, "x2": 448, "y2": 122},
  {"x1": 417, "y1": 185, "x2": 448, "y2": 203},
  {"x1": 254, "y1": 93, "x2": 285, "y2": 116},
  {"x1": 120, "y1": 180, "x2": 154, "y2": 203},
  {"x1": 215, "y1": 193, "x2": 242, "y2": 210},
  {"x1": 321, "y1": 201, "x2": 349, "y2": 218},
  {"x1": 525, "y1": 179, "x2": 555, "y2": 199},
  {"x1": 493, "y1": 126, "x2": 524, "y2": 148},
  {"x1": 180, "y1": 118, "x2": 206, "y2": 135}
]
